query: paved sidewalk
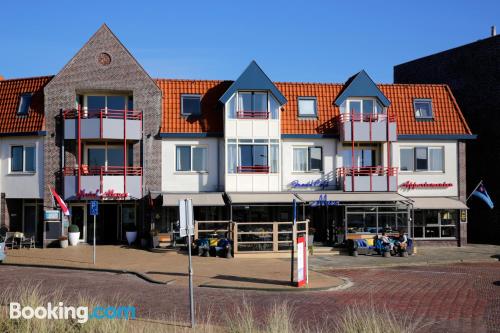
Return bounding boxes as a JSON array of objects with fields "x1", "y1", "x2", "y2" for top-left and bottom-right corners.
[
  {"x1": 3, "y1": 245, "x2": 343, "y2": 291},
  {"x1": 309, "y1": 243, "x2": 500, "y2": 271}
]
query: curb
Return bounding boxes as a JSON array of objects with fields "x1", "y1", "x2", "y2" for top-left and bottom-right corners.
[
  {"x1": 312, "y1": 257, "x2": 499, "y2": 271},
  {"x1": 0, "y1": 263, "x2": 173, "y2": 285}
]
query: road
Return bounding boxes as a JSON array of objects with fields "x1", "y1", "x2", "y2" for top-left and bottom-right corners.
[{"x1": 1, "y1": 262, "x2": 499, "y2": 332}]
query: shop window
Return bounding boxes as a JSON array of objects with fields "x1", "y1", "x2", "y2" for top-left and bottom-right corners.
[{"x1": 413, "y1": 210, "x2": 457, "y2": 239}]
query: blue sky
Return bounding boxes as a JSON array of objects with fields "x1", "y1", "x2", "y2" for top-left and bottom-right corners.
[{"x1": 0, "y1": 0, "x2": 498, "y2": 83}]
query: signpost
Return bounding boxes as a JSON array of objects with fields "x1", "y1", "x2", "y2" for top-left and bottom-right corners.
[
  {"x1": 89, "y1": 200, "x2": 98, "y2": 265},
  {"x1": 297, "y1": 236, "x2": 307, "y2": 287},
  {"x1": 179, "y1": 199, "x2": 195, "y2": 328},
  {"x1": 291, "y1": 198, "x2": 296, "y2": 285}
]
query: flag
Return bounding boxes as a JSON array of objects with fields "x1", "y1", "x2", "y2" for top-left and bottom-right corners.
[
  {"x1": 50, "y1": 187, "x2": 70, "y2": 216},
  {"x1": 472, "y1": 183, "x2": 494, "y2": 209}
]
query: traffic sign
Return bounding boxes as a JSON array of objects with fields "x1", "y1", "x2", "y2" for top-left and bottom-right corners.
[{"x1": 90, "y1": 200, "x2": 99, "y2": 216}]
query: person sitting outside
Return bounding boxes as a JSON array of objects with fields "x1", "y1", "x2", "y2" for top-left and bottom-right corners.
[
  {"x1": 395, "y1": 229, "x2": 408, "y2": 254},
  {"x1": 380, "y1": 231, "x2": 393, "y2": 252}
]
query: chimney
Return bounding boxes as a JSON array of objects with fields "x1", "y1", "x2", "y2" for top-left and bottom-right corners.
[
  {"x1": 492, "y1": 25, "x2": 497, "y2": 37},
  {"x1": 0, "y1": 75, "x2": 3, "y2": 81}
]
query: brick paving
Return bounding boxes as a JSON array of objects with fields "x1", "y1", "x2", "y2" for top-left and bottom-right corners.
[{"x1": 1, "y1": 262, "x2": 499, "y2": 332}]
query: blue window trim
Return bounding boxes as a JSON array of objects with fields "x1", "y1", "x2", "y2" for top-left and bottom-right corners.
[
  {"x1": 398, "y1": 134, "x2": 477, "y2": 140},
  {"x1": 297, "y1": 97, "x2": 318, "y2": 118},
  {"x1": 159, "y1": 132, "x2": 223, "y2": 138},
  {"x1": 281, "y1": 134, "x2": 338, "y2": 139},
  {"x1": 413, "y1": 99, "x2": 434, "y2": 120},
  {"x1": 181, "y1": 94, "x2": 202, "y2": 116},
  {"x1": 0, "y1": 131, "x2": 46, "y2": 137}
]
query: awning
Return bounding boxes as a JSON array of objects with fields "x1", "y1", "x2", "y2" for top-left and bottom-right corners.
[
  {"x1": 295, "y1": 192, "x2": 410, "y2": 203},
  {"x1": 162, "y1": 193, "x2": 225, "y2": 206},
  {"x1": 409, "y1": 197, "x2": 468, "y2": 210},
  {"x1": 227, "y1": 192, "x2": 301, "y2": 204}
]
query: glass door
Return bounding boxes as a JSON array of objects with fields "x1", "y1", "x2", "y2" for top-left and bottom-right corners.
[
  {"x1": 70, "y1": 204, "x2": 87, "y2": 242},
  {"x1": 121, "y1": 205, "x2": 136, "y2": 241},
  {"x1": 23, "y1": 204, "x2": 37, "y2": 238}
]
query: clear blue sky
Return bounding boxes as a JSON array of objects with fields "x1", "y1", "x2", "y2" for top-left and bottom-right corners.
[{"x1": 1, "y1": 0, "x2": 498, "y2": 83}]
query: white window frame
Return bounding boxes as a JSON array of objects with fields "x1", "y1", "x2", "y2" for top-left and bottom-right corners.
[
  {"x1": 399, "y1": 146, "x2": 444, "y2": 173},
  {"x1": 181, "y1": 94, "x2": 202, "y2": 116},
  {"x1": 84, "y1": 143, "x2": 131, "y2": 170},
  {"x1": 175, "y1": 145, "x2": 208, "y2": 173},
  {"x1": 9, "y1": 144, "x2": 36, "y2": 174},
  {"x1": 83, "y1": 94, "x2": 133, "y2": 111},
  {"x1": 292, "y1": 146, "x2": 323, "y2": 173},
  {"x1": 297, "y1": 97, "x2": 317, "y2": 118},
  {"x1": 226, "y1": 138, "x2": 279, "y2": 173},
  {"x1": 17, "y1": 93, "x2": 33, "y2": 116},
  {"x1": 414, "y1": 99, "x2": 433, "y2": 119}
]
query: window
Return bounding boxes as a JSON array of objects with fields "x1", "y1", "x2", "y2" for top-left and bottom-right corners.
[
  {"x1": 17, "y1": 93, "x2": 32, "y2": 116},
  {"x1": 86, "y1": 145, "x2": 133, "y2": 168},
  {"x1": 400, "y1": 147, "x2": 444, "y2": 172},
  {"x1": 176, "y1": 146, "x2": 207, "y2": 172},
  {"x1": 415, "y1": 147, "x2": 428, "y2": 171},
  {"x1": 298, "y1": 97, "x2": 317, "y2": 117},
  {"x1": 414, "y1": 99, "x2": 433, "y2": 119},
  {"x1": 413, "y1": 210, "x2": 457, "y2": 239},
  {"x1": 227, "y1": 139, "x2": 277, "y2": 173},
  {"x1": 343, "y1": 99, "x2": 385, "y2": 117},
  {"x1": 10, "y1": 145, "x2": 36, "y2": 173},
  {"x1": 181, "y1": 95, "x2": 201, "y2": 116},
  {"x1": 85, "y1": 95, "x2": 132, "y2": 112},
  {"x1": 293, "y1": 147, "x2": 323, "y2": 172},
  {"x1": 400, "y1": 148, "x2": 414, "y2": 171},
  {"x1": 341, "y1": 148, "x2": 375, "y2": 168}
]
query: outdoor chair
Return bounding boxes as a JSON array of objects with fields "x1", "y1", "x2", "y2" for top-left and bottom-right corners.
[
  {"x1": 4, "y1": 232, "x2": 18, "y2": 249},
  {"x1": 20, "y1": 234, "x2": 35, "y2": 249}
]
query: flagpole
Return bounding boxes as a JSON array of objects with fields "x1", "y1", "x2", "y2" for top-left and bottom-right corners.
[{"x1": 466, "y1": 180, "x2": 483, "y2": 202}]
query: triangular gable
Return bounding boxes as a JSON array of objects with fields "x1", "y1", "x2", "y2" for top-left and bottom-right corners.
[
  {"x1": 334, "y1": 70, "x2": 390, "y2": 107},
  {"x1": 45, "y1": 24, "x2": 160, "y2": 93},
  {"x1": 219, "y1": 61, "x2": 287, "y2": 105}
]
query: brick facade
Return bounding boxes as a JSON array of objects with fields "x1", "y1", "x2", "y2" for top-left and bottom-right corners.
[{"x1": 43, "y1": 24, "x2": 162, "y2": 211}]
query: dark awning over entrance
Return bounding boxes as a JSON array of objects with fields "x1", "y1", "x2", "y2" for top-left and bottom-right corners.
[{"x1": 162, "y1": 193, "x2": 225, "y2": 206}]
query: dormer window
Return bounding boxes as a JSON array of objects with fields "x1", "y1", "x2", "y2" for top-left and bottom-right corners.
[
  {"x1": 298, "y1": 97, "x2": 317, "y2": 118},
  {"x1": 17, "y1": 93, "x2": 32, "y2": 116},
  {"x1": 181, "y1": 95, "x2": 201, "y2": 116},
  {"x1": 342, "y1": 99, "x2": 384, "y2": 116},
  {"x1": 414, "y1": 99, "x2": 433, "y2": 119},
  {"x1": 237, "y1": 92, "x2": 268, "y2": 119}
]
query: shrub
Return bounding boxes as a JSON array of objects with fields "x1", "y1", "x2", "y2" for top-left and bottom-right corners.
[{"x1": 68, "y1": 224, "x2": 80, "y2": 233}]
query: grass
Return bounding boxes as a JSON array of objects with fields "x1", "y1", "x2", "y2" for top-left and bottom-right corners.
[{"x1": 0, "y1": 283, "x2": 429, "y2": 333}]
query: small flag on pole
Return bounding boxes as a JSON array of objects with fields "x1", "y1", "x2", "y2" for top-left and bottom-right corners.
[
  {"x1": 50, "y1": 187, "x2": 70, "y2": 216},
  {"x1": 471, "y1": 182, "x2": 494, "y2": 209}
]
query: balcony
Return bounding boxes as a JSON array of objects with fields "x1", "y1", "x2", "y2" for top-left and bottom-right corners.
[
  {"x1": 237, "y1": 110, "x2": 269, "y2": 119},
  {"x1": 237, "y1": 165, "x2": 270, "y2": 173},
  {"x1": 63, "y1": 109, "x2": 142, "y2": 140},
  {"x1": 63, "y1": 166, "x2": 142, "y2": 200},
  {"x1": 339, "y1": 113, "x2": 397, "y2": 142},
  {"x1": 337, "y1": 167, "x2": 398, "y2": 192}
]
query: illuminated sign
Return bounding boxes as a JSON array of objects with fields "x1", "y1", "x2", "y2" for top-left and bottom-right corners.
[
  {"x1": 77, "y1": 189, "x2": 129, "y2": 200},
  {"x1": 310, "y1": 194, "x2": 340, "y2": 207},
  {"x1": 400, "y1": 181, "x2": 453, "y2": 189},
  {"x1": 290, "y1": 179, "x2": 329, "y2": 190}
]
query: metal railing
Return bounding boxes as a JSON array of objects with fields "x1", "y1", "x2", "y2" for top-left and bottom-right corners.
[
  {"x1": 236, "y1": 110, "x2": 269, "y2": 119},
  {"x1": 338, "y1": 112, "x2": 396, "y2": 123},
  {"x1": 237, "y1": 165, "x2": 270, "y2": 173},
  {"x1": 63, "y1": 166, "x2": 143, "y2": 176},
  {"x1": 63, "y1": 108, "x2": 142, "y2": 120},
  {"x1": 336, "y1": 166, "x2": 398, "y2": 177},
  {"x1": 194, "y1": 221, "x2": 231, "y2": 239}
]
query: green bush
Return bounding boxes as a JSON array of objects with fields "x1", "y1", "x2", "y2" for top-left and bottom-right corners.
[{"x1": 68, "y1": 224, "x2": 80, "y2": 233}]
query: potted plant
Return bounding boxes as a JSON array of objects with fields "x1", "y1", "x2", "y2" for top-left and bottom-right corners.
[
  {"x1": 59, "y1": 236, "x2": 68, "y2": 248},
  {"x1": 124, "y1": 224, "x2": 137, "y2": 246},
  {"x1": 68, "y1": 224, "x2": 80, "y2": 246}
]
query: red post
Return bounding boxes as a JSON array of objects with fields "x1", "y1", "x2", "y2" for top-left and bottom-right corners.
[
  {"x1": 351, "y1": 110, "x2": 355, "y2": 192},
  {"x1": 386, "y1": 112, "x2": 391, "y2": 191},
  {"x1": 123, "y1": 109, "x2": 127, "y2": 196},
  {"x1": 77, "y1": 105, "x2": 81, "y2": 194}
]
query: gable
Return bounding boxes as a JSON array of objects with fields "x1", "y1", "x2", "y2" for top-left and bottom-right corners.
[
  {"x1": 334, "y1": 70, "x2": 391, "y2": 107},
  {"x1": 219, "y1": 61, "x2": 287, "y2": 105}
]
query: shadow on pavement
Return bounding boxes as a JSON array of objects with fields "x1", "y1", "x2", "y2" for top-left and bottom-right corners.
[
  {"x1": 212, "y1": 274, "x2": 290, "y2": 286},
  {"x1": 146, "y1": 271, "x2": 187, "y2": 277}
]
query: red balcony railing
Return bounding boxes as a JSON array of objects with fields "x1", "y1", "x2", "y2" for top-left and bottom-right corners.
[
  {"x1": 63, "y1": 108, "x2": 142, "y2": 120},
  {"x1": 237, "y1": 110, "x2": 269, "y2": 119},
  {"x1": 237, "y1": 165, "x2": 270, "y2": 173},
  {"x1": 63, "y1": 166, "x2": 143, "y2": 176},
  {"x1": 338, "y1": 112, "x2": 396, "y2": 123},
  {"x1": 336, "y1": 166, "x2": 398, "y2": 177},
  {"x1": 336, "y1": 166, "x2": 398, "y2": 192}
]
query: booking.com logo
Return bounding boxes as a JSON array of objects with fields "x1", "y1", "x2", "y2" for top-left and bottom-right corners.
[{"x1": 9, "y1": 302, "x2": 136, "y2": 324}]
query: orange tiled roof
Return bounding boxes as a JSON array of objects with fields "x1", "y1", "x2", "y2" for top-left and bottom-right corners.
[
  {"x1": 0, "y1": 76, "x2": 52, "y2": 134},
  {"x1": 160, "y1": 79, "x2": 472, "y2": 136}
]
